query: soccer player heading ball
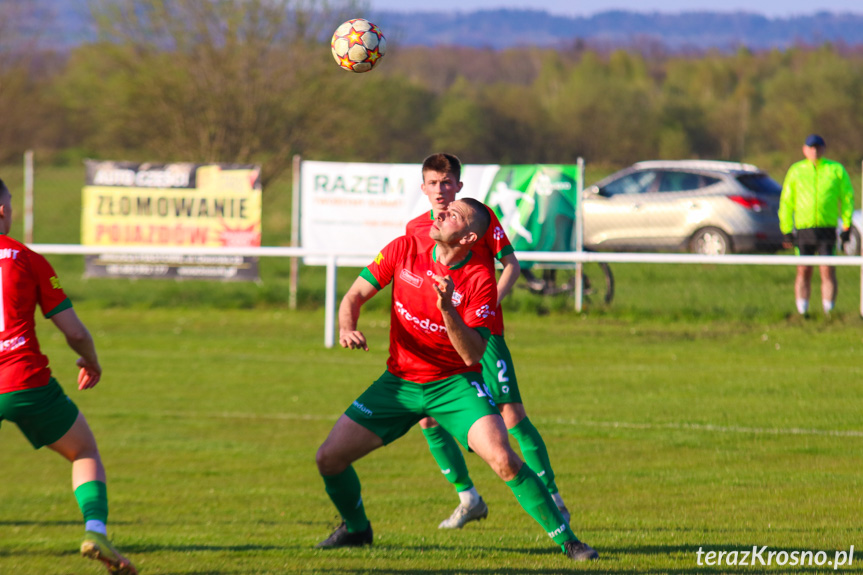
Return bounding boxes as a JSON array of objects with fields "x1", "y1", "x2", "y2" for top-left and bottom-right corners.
[{"x1": 314, "y1": 159, "x2": 598, "y2": 562}]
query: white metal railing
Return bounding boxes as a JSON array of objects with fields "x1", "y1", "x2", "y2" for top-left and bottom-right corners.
[{"x1": 31, "y1": 244, "x2": 863, "y2": 348}]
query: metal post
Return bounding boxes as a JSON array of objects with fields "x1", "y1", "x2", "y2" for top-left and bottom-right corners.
[
  {"x1": 574, "y1": 158, "x2": 585, "y2": 312},
  {"x1": 324, "y1": 255, "x2": 337, "y2": 348},
  {"x1": 24, "y1": 150, "x2": 34, "y2": 244},
  {"x1": 289, "y1": 154, "x2": 301, "y2": 310}
]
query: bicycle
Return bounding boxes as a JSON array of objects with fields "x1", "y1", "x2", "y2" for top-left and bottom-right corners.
[{"x1": 520, "y1": 252, "x2": 614, "y2": 305}]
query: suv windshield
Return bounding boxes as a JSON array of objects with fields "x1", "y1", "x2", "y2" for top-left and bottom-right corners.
[
  {"x1": 737, "y1": 174, "x2": 781, "y2": 196},
  {"x1": 602, "y1": 171, "x2": 657, "y2": 196},
  {"x1": 658, "y1": 171, "x2": 720, "y2": 192}
]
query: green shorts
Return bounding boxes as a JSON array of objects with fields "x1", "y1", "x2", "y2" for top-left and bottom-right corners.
[
  {"x1": 0, "y1": 378, "x2": 80, "y2": 449},
  {"x1": 345, "y1": 370, "x2": 499, "y2": 449},
  {"x1": 480, "y1": 334, "x2": 522, "y2": 405}
]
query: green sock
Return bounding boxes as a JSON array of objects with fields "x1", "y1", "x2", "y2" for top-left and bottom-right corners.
[
  {"x1": 74, "y1": 481, "x2": 108, "y2": 524},
  {"x1": 510, "y1": 417, "x2": 559, "y2": 495},
  {"x1": 322, "y1": 466, "x2": 370, "y2": 533},
  {"x1": 421, "y1": 426, "x2": 474, "y2": 492},
  {"x1": 505, "y1": 464, "x2": 576, "y2": 547}
]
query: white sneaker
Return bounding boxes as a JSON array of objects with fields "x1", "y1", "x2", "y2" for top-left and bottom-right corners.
[{"x1": 438, "y1": 497, "x2": 488, "y2": 529}]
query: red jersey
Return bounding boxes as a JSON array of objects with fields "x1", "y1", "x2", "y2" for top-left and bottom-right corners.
[
  {"x1": 406, "y1": 206, "x2": 513, "y2": 335},
  {"x1": 0, "y1": 235, "x2": 71, "y2": 394},
  {"x1": 361, "y1": 235, "x2": 497, "y2": 383}
]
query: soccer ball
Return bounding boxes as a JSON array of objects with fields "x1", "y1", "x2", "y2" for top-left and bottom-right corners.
[{"x1": 331, "y1": 18, "x2": 386, "y2": 73}]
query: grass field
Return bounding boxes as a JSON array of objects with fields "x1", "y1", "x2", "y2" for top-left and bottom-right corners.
[
  {"x1": 1, "y1": 164, "x2": 863, "y2": 573},
  {"x1": 2, "y1": 305, "x2": 862, "y2": 574}
]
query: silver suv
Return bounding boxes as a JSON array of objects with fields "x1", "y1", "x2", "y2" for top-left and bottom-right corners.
[{"x1": 583, "y1": 160, "x2": 784, "y2": 255}]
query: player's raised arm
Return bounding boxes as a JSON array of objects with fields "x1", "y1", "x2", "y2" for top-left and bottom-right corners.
[
  {"x1": 480, "y1": 208, "x2": 520, "y2": 307},
  {"x1": 338, "y1": 276, "x2": 379, "y2": 351},
  {"x1": 50, "y1": 308, "x2": 102, "y2": 390}
]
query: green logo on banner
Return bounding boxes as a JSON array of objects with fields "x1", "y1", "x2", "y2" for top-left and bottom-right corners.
[{"x1": 483, "y1": 165, "x2": 579, "y2": 252}]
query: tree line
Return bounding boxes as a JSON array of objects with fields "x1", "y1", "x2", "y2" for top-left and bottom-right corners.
[{"x1": 2, "y1": 0, "x2": 863, "y2": 187}]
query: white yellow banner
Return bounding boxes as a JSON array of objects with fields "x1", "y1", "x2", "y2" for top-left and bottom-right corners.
[{"x1": 82, "y1": 160, "x2": 262, "y2": 280}]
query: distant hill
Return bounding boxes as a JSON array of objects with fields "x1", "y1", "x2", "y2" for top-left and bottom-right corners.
[
  {"x1": 19, "y1": 1, "x2": 863, "y2": 52},
  {"x1": 369, "y1": 9, "x2": 863, "y2": 51}
]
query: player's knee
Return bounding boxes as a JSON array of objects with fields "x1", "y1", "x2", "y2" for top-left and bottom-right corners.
[
  {"x1": 57, "y1": 445, "x2": 99, "y2": 464},
  {"x1": 78, "y1": 444, "x2": 100, "y2": 462},
  {"x1": 485, "y1": 446, "x2": 521, "y2": 481},
  {"x1": 315, "y1": 443, "x2": 345, "y2": 476},
  {"x1": 48, "y1": 426, "x2": 100, "y2": 463},
  {"x1": 499, "y1": 455, "x2": 522, "y2": 481}
]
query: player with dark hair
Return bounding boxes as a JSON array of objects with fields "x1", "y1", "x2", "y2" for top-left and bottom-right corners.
[
  {"x1": 0, "y1": 179, "x2": 137, "y2": 575},
  {"x1": 409, "y1": 153, "x2": 572, "y2": 529},
  {"x1": 315, "y1": 197, "x2": 598, "y2": 562}
]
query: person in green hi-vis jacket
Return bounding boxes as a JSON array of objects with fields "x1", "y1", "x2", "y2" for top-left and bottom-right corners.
[{"x1": 779, "y1": 134, "x2": 855, "y2": 316}]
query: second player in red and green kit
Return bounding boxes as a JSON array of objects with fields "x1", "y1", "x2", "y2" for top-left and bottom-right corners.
[{"x1": 407, "y1": 153, "x2": 573, "y2": 530}]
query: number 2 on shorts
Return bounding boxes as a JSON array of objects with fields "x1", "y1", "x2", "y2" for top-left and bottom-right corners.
[{"x1": 496, "y1": 359, "x2": 509, "y2": 383}]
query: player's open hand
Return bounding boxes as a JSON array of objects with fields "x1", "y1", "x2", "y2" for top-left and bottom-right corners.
[
  {"x1": 76, "y1": 357, "x2": 102, "y2": 390},
  {"x1": 340, "y1": 330, "x2": 369, "y2": 351},
  {"x1": 432, "y1": 273, "x2": 455, "y2": 311}
]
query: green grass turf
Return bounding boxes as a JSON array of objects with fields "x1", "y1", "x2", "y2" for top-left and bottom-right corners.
[{"x1": 1, "y1": 306, "x2": 862, "y2": 574}]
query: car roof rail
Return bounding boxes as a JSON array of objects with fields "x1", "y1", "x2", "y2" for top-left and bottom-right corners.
[{"x1": 632, "y1": 160, "x2": 761, "y2": 173}]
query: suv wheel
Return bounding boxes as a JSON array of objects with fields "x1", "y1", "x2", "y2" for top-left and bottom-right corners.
[{"x1": 690, "y1": 227, "x2": 731, "y2": 255}]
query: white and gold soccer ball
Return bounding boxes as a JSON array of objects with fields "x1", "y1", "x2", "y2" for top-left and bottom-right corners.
[{"x1": 331, "y1": 18, "x2": 386, "y2": 73}]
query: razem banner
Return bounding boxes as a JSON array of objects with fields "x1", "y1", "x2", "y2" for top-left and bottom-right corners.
[
  {"x1": 81, "y1": 160, "x2": 262, "y2": 280},
  {"x1": 299, "y1": 161, "x2": 579, "y2": 265},
  {"x1": 300, "y1": 161, "x2": 438, "y2": 266}
]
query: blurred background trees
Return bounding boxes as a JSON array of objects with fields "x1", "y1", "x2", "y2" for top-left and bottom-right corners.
[{"x1": 2, "y1": 0, "x2": 863, "y2": 183}]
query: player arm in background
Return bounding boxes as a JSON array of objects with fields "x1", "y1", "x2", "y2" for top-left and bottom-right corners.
[
  {"x1": 495, "y1": 252, "x2": 521, "y2": 308},
  {"x1": 432, "y1": 274, "x2": 487, "y2": 366},
  {"x1": 485, "y1": 208, "x2": 519, "y2": 307},
  {"x1": 50, "y1": 308, "x2": 102, "y2": 390},
  {"x1": 338, "y1": 275, "x2": 379, "y2": 351}
]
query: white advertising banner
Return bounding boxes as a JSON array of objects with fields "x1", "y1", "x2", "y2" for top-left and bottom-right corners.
[{"x1": 299, "y1": 160, "x2": 499, "y2": 265}]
